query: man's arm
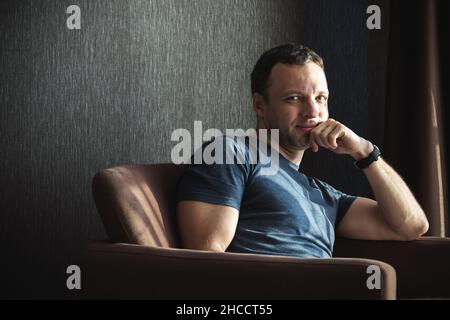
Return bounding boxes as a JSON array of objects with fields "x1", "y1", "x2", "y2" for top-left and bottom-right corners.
[
  {"x1": 309, "y1": 119, "x2": 429, "y2": 241},
  {"x1": 177, "y1": 201, "x2": 239, "y2": 252},
  {"x1": 336, "y1": 156, "x2": 429, "y2": 240}
]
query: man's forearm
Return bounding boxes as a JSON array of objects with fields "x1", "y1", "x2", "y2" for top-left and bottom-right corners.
[
  {"x1": 362, "y1": 156, "x2": 429, "y2": 239},
  {"x1": 307, "y1": 120, "x2": 429, "y2": 239}
]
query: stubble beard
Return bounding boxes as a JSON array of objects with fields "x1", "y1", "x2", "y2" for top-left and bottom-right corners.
[
  {"x1": 262, "y1": 118, "x2": 310, "y2": 152},
  {"x1": 280, "y1": 125, "x2": 311, "y2": 152}
]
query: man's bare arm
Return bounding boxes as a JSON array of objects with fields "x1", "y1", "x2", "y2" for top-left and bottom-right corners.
[
  {"x1": 177, "y1": 201, "x2": 239, "y2": 252},
  {"x1": 309, "y1": 119, "x2": 429, "y2": 240},
  {"x1": 337, "y1": 156, "x2": 428, "y2": 240}
]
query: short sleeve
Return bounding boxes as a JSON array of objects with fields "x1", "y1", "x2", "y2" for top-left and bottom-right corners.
[
  {"x1": 312, "y1": 178, "x2": 358, "y2": 228},
  {"x1": 335, "y1": 193, "x2": 358, "y2": 227},
  {"x1": 176, "y1": 136, "x2": 251, "y2": 210}
]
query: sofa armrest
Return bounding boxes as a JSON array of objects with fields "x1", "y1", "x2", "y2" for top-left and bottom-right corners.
[
  {"x1": 334, "y1": 236, "x2": 450, "y2": 299},
  {"x1": 81, "y1": 241, "x2": 396, "y2": 299}
]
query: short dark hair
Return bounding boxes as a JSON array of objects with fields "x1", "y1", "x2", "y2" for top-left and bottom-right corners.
[{"x1": 251, "y1": 43, "x2": 324, "y2": 99}]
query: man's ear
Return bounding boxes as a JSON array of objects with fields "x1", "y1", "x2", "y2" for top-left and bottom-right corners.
[{"x1": 252, "y1": 93, "x2": 267, "y2": 120}]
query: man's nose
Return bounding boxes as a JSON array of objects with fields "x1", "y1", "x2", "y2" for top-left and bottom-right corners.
[{"x1": 302, "y1": 98, "x2": 320, "y2": 118}]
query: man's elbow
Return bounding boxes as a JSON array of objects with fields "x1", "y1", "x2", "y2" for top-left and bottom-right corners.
[
  {"x1": 400, "y1": 218, "x2": 429, "y2": 241},
  {"x1": 199, "y1": 241, "x2": 227, "y2": 252}
]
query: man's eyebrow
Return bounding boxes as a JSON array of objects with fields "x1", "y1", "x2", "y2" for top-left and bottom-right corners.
[
  {"x1": 282, "y1": 90, "x2": 307, "y2": 95},
  {"x1": 282, "y1": 90, "x2": 329, "y2": 95}
]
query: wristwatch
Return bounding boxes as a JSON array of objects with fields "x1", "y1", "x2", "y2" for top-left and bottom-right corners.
[{"x1": 354, "y1": 144, "x2": 381, "y2": 169}]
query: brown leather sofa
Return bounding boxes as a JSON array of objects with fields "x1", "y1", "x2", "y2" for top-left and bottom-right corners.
[{"x1": 83, "y1": 164, "x2": 450, "y2": 299}]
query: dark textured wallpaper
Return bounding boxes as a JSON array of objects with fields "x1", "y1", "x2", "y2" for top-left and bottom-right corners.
[
  {"x1": 0, "y1": 0, "x2": 389, "y2": 298},
  {"x1": 300, "y1": 0, "x2": 390, "y2": 196}
]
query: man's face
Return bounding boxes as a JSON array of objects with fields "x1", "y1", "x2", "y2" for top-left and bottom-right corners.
[{"x1": 254, "y1": 62, "x2": 329, "y2": 151}]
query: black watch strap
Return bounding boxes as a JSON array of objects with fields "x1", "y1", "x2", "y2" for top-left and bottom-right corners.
[{"x1": 354, "y1": 144, "x2": 381, "y2": 169}]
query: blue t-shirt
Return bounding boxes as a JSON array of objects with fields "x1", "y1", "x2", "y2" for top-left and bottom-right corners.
[{"x1": 176, "y1": 135, "x2": 357, "y2": 258}]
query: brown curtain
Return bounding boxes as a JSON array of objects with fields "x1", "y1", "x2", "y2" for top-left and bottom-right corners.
[{"x1": 384, "y1": 0, "x2": 449, "y2": 236}]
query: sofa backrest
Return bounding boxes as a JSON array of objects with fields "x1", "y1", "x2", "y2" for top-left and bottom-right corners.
[{"x1": 92, "y1": 164, "x2": 184, "y2": 248}]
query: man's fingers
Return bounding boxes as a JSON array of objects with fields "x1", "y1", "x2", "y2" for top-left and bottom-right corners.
[
  {"x1": 311, "y1": 119, "x2": 337, "y2": 149},
  {"x1": 327, "y1": 123, "x2": 343, "y2": 148},
  {"x1": 322, "y1": 122, "x2": 339, "y2": 149},
  {"x1": 309, "y1": 130, "x2": 323, "y2": 152},
  {"x1": 309, "y1": 134, "x2": 319, "y2": 152},
  {"x1": 308, "y1": 119, "x2": 353, "y2": 154},
  {"x1": 310, "y1": 122, "x2": 327, "y2": 148}
]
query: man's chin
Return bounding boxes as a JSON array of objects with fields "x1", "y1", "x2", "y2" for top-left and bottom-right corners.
[
  {"x1": 281, "y1": 132, "x2": 310, "y2": 151},
  {"x1": 289, "y1": 139, "x2": 310, "y2": 151},
  {"x1": 294, "y1": 136, "x2": 311, "y2": 150}
]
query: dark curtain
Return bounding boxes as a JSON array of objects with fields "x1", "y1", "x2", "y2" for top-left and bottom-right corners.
[{"x1": 384, "y1": 0, "x2": 449, "y2": 236}]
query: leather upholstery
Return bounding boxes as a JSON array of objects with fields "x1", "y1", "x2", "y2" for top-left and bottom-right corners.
[{"x1": 92, "y1": 164, "x2": 184, "y2": 248}]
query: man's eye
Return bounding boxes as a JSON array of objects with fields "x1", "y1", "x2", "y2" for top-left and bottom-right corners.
[
  {"x1": 317, "y1": 95, "x2": 328, "y2": 102},
  {"x1": 287, "y1": 96, "x2": 301, "y2": 101}
]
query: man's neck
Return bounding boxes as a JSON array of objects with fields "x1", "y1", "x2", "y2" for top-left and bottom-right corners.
[{"x1": 277, "y1": 145, "x2": 304, "y2": 167}]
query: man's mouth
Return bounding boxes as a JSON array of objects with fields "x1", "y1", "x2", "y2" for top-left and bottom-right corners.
[
  {"x1": 296, "y1": 126, "x2": 314, "y2": 133},
  {"x1": 295, "y1": 123, "x2": 318, "y2": 134}
]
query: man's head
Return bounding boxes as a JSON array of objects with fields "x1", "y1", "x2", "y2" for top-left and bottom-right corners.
[{"x1": 251, "y1": 43, "x2": 329, "y2": 152}]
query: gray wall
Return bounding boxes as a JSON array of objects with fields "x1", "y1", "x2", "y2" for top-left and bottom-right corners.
[{"x1": 0, "y1": 0, "x2": 389, "y2": 298}]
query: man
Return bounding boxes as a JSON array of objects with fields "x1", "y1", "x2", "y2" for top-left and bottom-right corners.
[{"x1": 176, "y1": 43, "x2": 429, "y2": 258}]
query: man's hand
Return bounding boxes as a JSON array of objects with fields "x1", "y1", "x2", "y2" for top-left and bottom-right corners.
[{"x1": 309, "y1": 118, "x2": 373, "y2": 160}]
